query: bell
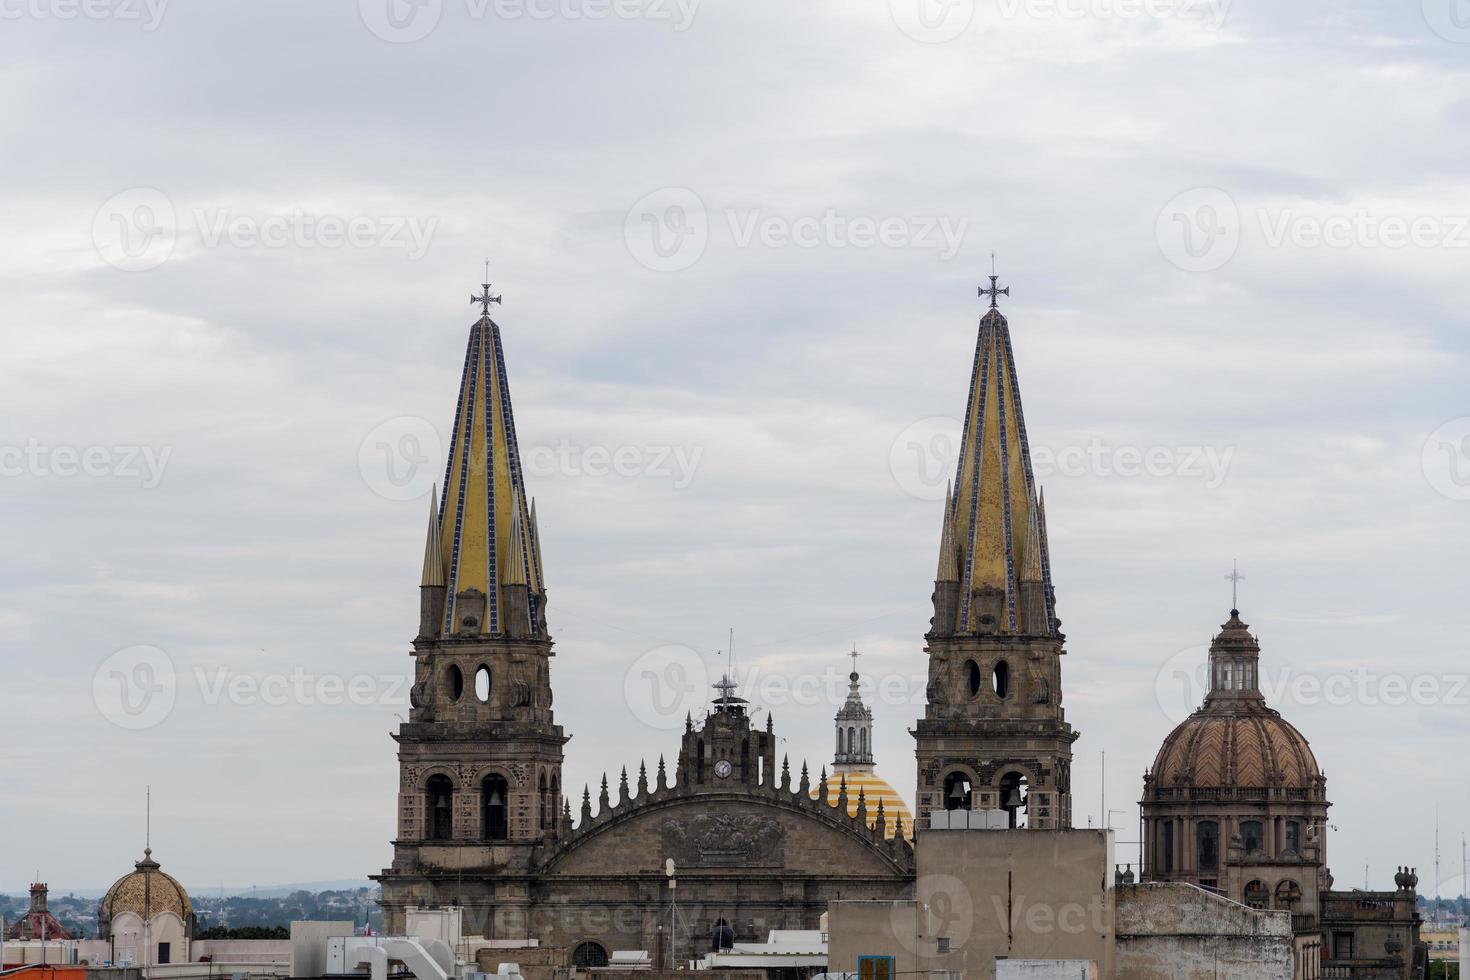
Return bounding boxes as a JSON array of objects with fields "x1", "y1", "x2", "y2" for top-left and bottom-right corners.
[
  {"x1": 947, "y1": 782, "x2": 970, "y2": 803},
  {"x1": 489, "y1": 789, "x2": 506, "y2": 806},
  {"x1": 1003, "y1": 787, "x2": 1024, "y2": 809}
]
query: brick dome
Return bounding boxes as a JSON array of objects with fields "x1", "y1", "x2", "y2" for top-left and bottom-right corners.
[
  {"x1": 1151, "y1": 710, "x2": 1320, "y2": 789},
  {"x1": 1148, "y1": 609, "x2": 1322, "y2": 791}
]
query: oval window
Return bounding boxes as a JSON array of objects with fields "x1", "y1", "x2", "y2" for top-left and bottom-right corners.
[
  {"x1": 448, "y1": 664, "x2": 464, "y2": 702},
  {"x1": 475, "y1": 665, "x2": 491, "y2": 703},
  {"x1": 966, "y1": 660, "x2": 982, "y2": 698},
  {"x1": 992, "y1": 661, "x2": 1010, "y2": 698}
]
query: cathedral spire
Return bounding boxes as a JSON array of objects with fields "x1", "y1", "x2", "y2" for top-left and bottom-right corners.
[
  {"x1": 935, "y1": 270, "x2": 1056, "y2": 637},
  {"x1": 432, "y1": 280, "x2": 545, "y2": 638},
  {"x1": 420, "y1": 487, "x2": 444, "y2": 588}
]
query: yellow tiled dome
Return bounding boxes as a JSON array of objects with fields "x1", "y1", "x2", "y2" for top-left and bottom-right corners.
[
  {"x1": 100, "y1": 850, "x2": 193, "y2": 925},
  {"x1": 815, "y1": 771, "x2": 914, "y2": 840}
]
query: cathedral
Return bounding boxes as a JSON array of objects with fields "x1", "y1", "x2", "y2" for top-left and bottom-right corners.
[
  {"x1": 373, "y1": 276, "x2": 1076, "y2": 964},
  {"x1": 373, "y1": 274, "x2": 1422, "y2": 978}
]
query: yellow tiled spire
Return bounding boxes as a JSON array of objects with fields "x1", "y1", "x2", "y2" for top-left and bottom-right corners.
[
  {"x1": 936, "y1": 480, "x2": 959, "y2": 582},
  {"x1": 420, "y1": 485, "x2": 445, "y2": 588},
  {"x1": 434, "y1": 290, "x2": 544, "y2": 637},
  {"x1": 940, "y1": 276, "x2": 1057, "y2": 636}
]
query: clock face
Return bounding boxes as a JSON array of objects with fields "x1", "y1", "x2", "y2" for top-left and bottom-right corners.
[{"x1": 714, "y1": 759, "x2": 733, "y2": 778}]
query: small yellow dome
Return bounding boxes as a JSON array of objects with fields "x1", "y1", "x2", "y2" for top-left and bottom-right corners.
[{"x1": 815, "y1": 771, "x2": 914, "y2": 840}]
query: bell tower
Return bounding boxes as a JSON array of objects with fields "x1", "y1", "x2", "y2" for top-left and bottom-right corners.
[
  {"x1": 377, "y1": 279, "x2": 566, "y2": 935},
  {"x1": 913, "y1": 273, "x2": 1077, "y2": 831}
]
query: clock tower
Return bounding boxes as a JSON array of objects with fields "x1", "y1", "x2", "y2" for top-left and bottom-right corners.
[{"x1": 676, "y1": 676, "x2": 780, "y2": 789}]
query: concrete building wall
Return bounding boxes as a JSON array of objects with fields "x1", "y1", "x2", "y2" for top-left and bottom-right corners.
[
  {"x1": 289, "y1": 920, "x2": 355, "y2": 978},
  {"x1": 1114, "y1": 882, "x2": 1292, "y2": 980},
  {"x1": 830, "y1": 829, "x2": 1113, "y2": 980}
]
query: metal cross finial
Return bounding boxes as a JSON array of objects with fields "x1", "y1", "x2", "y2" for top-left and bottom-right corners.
[
  {"x1": 471, "y1": 262, "x2": 502, "y2": 317},
  {"x1": 1226, "y1": 559, "x2": 1245, "y2": 611},
  {"x1": 849, "y1": 645, "x2": 861, "y2": 676},
  {"x1": 979, "y1": 261, "x2": 1009, "y2": 310},
  {"x1": 713, "y1": 674, "x2": 738, "y2": 700}
]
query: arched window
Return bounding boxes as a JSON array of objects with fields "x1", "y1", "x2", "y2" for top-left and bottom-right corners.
[
  {"x1": 538, "y1": 771, "x2": 548, "y2": 832},
  {"x1": 549, "y1": 774, "x2": 560, "y2": 835},
  {"x1": 426, "y1": 775, "x2": 454, "y2": 841},
  {"x1": 992, "y1": 661, "x2": 1010, "y2": 699},
  {"x1": 998, "y1": 771, "x2": 1029, "y2": 829},
  {"x1": 1162, "y1": 821, "x2": 1175, "y2": 873},
  {"x1": 847, "y1": 726, "x2": 856, "y2": 754},
  {"x1": 1285, "y1": 820, "x2": 1301, "y2": 854},
  {"x1": 1244, "y1": 879, "x2": 1269, "y2": 910},
  {"x1": 474, "y1": 664, "x2": 491, "y2": 703},
  {"x1": 1241, "y1": 820, "x2": 1264, "y2": 854},
  {"x1": 966, "y1": 660, "x2": 982, "y2": 698},
  {"x1": 942, "y1": 771, "x2": 972, "y2": 811},
  {"x1": 1197, "y1": 820, "x2": 1220, "y2": 871},
  {"x1": 860, "y1": 728, "x2": 868, "y2": 755},
  {"x1": 1275, "y1": 879, "x2": 1302, "y2": 910},
  {"x1": 482, "y1": 774, "x2": 509, "y2": 841},
  {"x1": 572, "y1": 942, "x2": 609, "y2": 969},
  {"x1": 447, "y1": 664, "x2": 464, "y2": 702}
]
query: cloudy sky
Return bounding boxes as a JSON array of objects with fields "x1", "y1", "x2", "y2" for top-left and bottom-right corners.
[{"x1": 2, "y1": 0, "x2": 1469, "y2": 897}]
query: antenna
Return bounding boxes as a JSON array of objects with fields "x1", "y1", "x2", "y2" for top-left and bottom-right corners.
[
  {"x1": 1437, "y1": 808, "x2": 1442, "y2": 906},
  {"x1": 146, "y1": 784, "x2": 151, "y2": 851},
  {"x1": 728, "y1": 627, "x2": 735, "y2": 685}
]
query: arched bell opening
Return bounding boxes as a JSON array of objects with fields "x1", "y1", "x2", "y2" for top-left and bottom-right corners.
[
  {"x1": 998, "y1": 770, "x2": 1029, "y2": 829},
  {"x1": 943, "y1": 771, "x2": 973, "y2": 811}
]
